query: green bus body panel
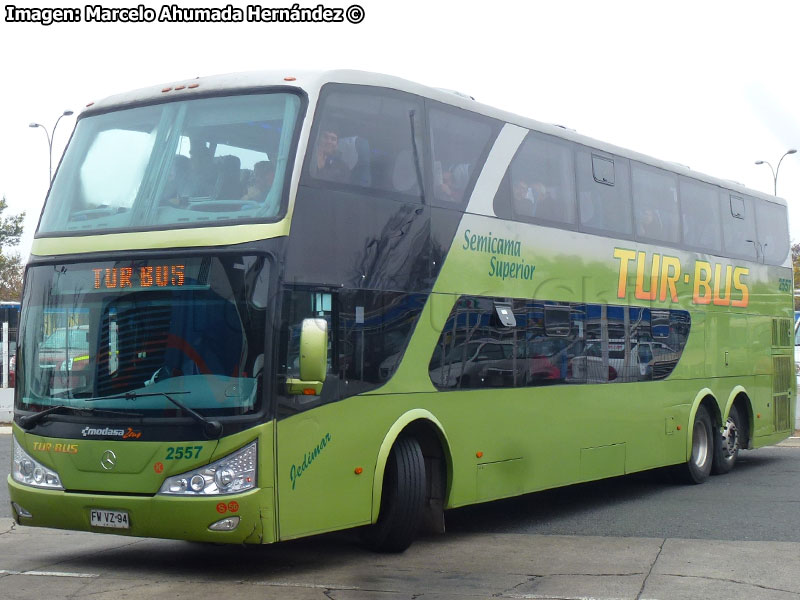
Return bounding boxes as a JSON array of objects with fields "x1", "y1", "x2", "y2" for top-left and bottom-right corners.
[
  {"x1": 18, "y1": 164, "x2": 795, "y2": 544},
  {"x1": 9, "y1": 422, "x2": 277, "y2": 544}
]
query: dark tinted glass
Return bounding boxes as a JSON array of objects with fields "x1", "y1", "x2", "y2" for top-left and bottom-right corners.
[
  {"x1": 680, "y1": 178, "x2": 721, "y2": 252},
  {"x1": 756, "y1": 199, "x2": 790, "y2": 265},
  {"x1": 307, "y1": 85, "x2": 424, "y2": 197},
  {"x1": 721, "y1": 194, "x2": 757, "y2": 260},
  {"x1": 429, "y1": 106, "x2": 497, "y2": 206},
  {"x1": 430, "y1": 296, "x2": 690, "y2": 389},
  {"x1": 498, "y1": 133, "x2": 576, "y2": 225},
  {"x1": 17, "y1": 255, "x2": 269, "y2": 417},
  {"x1": 632, "y1": 163, "x2": 680, "y2": 244},
  {"x1": 577, "y1": 150, "x2": 633, "y2": 236}
]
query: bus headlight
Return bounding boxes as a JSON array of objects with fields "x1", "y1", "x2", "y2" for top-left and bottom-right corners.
[
  {"x1": 12, "y1": 436, "x2": 64, "y2": 490},
  {"x1": 158, "y1": 441, "x2": 257, "y2": 496}
]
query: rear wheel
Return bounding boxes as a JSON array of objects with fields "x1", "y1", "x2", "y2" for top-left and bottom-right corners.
[
  {"x1": 680, "y1": 405, "x2": 713, "y2": 484},
  {"x1": 363, "y1": 435, "x2": 426, "y2": 553},
  {"x1": 712, "y1": 405, "x2": 742, "y2": 475}
]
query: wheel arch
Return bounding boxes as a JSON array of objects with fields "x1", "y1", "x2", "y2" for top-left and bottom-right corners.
[
  {"x1": 723, "y1": 386, "x2": 753, "y2": 449},
  {"x1": 687, "y1": 389, "x2": 721, "y2": 461},
  {"x1": 370, "y1": 409, "x2": 452, "y2": 523}
]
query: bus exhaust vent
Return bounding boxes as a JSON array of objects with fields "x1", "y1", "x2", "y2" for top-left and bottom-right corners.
[
  {"x1": 772, "y1": 318, "x2": 792, "y2": 348},
  {"x1": 773, "y1": 356, "x2": 792, "y2": 395},
  {"x1": 775, "y1": 394, "x2": 791, "y2": 432}
]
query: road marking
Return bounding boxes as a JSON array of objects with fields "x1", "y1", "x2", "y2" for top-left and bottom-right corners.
[
  {"x1": 259, "y1": 582, "x2": 360, "y2": 591},
  {"x1": 0, "y1": 570, "x2": 99, "y2": 578},
  {"x1": 0, "y1": 426, "x2": 11, "y2": 435}
]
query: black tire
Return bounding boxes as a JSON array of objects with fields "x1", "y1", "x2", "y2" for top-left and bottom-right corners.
[
  {"x1": 712, "y1": 405, "x2": 742, "y2": 475},
  {"x1": 363, "y1": 436, "x2": 426, "y2": 553},
  {"x1": 680, "y1": 405, "x2": 713, "y2": 484}
]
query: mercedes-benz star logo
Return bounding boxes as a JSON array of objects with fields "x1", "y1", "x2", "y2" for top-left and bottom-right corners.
[{"x1": 100, "y1": 450, "x2": 117, "y2": 471}]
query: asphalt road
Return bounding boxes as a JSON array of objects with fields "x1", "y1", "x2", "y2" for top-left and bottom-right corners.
[{"x1": 3, "y1": 431, "x2": 800, "y2": 542}]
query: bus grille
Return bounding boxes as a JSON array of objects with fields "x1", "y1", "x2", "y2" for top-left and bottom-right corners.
[
  {"x1": 773, "y1": 356, "x2": 792, "y2": 395},
  {"x1": 773, "y1": 356, "x2": 792, "y2": 432},
  {"x1": 772, "y1": 318, "x2": 792, "y2": 348},
  {"x1": 775, "y1": 394, "x2": 791, "y2": 432}
]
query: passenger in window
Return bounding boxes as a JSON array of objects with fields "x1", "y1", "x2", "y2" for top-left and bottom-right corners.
[
  {"x1": 435, "y1": 169, "x2": 459, "y2": 202},
  {"x1": 513, "y1": 180, "x2": 547, "y2": 219},
  {"x1": 188, "y1": 140, "x2": 217, "y2": 197},
  {"x1": 435, "y1": 164, "x2": 470, "y2": 203},
  {"x1": 161, "y1": 155, "x2": 191, "y2": 208},
  {"x1": 637, "y1": 206, "x2": 664, "y2": 240},
  {"x1": 311, "y1": 129, "x2": 349, "y2": 183},
  {"x1": 241, "y1": 160, "x2": 275, "y2": 202},
  {"x1": 512, "y1": 178, "x2": 534, "y2": 216}
]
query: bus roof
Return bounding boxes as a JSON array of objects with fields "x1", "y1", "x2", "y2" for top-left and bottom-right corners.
[{"x1": 81, "y1": 69, "x2": 785, "y2": 207}]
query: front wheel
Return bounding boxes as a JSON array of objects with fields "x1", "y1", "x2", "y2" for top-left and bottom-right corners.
[
  {"x1": 712, "y1": 405, "x2": 742, "y2": 475},
  {"x1": 680, "y1": 405, "x2": 713, "y2": 484},
  {"x1": 363, "y1": 435, "x2": 426, "y2": 553}
]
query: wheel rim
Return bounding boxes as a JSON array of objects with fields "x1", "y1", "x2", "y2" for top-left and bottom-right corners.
[
  {"x1": 692, "y1": 420, "x2": 709, "y2": 468},
  {"x1": 721, "y1": 417, "x2": 739, "y2": 460}
]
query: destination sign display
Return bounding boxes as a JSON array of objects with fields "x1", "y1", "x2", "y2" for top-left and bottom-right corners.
[
  {"x1": 88, "y1": 258, "x2": 209, "y2": 291},
  {"x1": 92, "y1": 265, "x2": 186, "y2": 290}
]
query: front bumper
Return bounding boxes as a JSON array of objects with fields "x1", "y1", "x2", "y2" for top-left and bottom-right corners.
[{"x1": 8, "y1": 476, "x2": 275, "y2": 544}]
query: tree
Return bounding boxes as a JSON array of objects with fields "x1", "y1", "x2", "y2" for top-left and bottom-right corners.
[{"x1": 0, "y1": 196, "x2": 25, "y2": 301}]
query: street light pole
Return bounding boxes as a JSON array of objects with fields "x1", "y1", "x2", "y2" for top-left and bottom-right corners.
[
  {"x1": 29, "y1": 109, "x2": 74, "y2": 182},
  {"x1": 755, "y1": 149, "x2": 797, "y2": 196}
]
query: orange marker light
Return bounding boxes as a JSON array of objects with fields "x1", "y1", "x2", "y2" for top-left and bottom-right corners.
[
  {"x1": 354, "y1": 467, "x2": 363, "y2": 475},
  {"x1": 175, "y1": 85, "x2": 186, "y2": 90},
  {"x1": 85, "y1": 102, "x2": 94, "y2": 107},
  {"x1": 476, "y1": 451, "x2": 483, "y2": 458},
  {"x1": 757, "y1": 413, "x2": 761, "y2": 419},
  {"x1": 162, "y1": 87, "x2": 172, "y2": 93},
  {"x1": 284, "y1": 76, "x2": 296, "y2": 81},
  {"x1": 302, "y1": 389, "x2": 316, "y2": 395},
  {"x1": 676, "y1": 425, "x2": 682, "y2": 431},
  {"x1": 188, "y1": 83, "x2": 199, "y2": 89}
]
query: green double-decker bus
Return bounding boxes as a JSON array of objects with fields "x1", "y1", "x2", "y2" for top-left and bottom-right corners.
[{"x1": 9, "y1": 70, "x2": 794, "y2": 551}]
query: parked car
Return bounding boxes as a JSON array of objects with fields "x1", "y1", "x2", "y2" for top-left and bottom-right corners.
[
  {"x1": 430, "y1": 339, "x2": 517, "y2": 388},
  {"x1": 568, "y1": 339, "x2": 676, "y2": 383}
]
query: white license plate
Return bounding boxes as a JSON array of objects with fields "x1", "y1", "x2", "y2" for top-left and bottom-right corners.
[{"x1": 90, "y1": 509, "x2": 130, "y2": 529}]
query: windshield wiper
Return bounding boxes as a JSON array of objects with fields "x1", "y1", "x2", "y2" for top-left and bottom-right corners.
[
  {"x1": 86, "y1": 391, "x2": 223, "y2": 439},
  {"x1": 18, "y1": 405, "x2": 144, "y2": 430}
]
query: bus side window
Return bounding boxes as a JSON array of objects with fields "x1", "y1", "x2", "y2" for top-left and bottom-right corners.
[
  {"x1": 720, "y1": 193, "x2": 757, "y2": 260},
  {"x1": 680, "y1": 177, "x2": 721, "y2": 253},
  {"x1": 499, "y1": 133, "x2": 577, "y2": 227},
  {"x1": 755, "y1": 198, "x2": 790, "y2": 265},
  {"x1": 632, "y1": 163, "x2": 680, "y2": 244},
  {"x1": 306, "y1": 85, "x2": 425, "y2": 198},
  {"x1": 428, "y1": 105, "x2": 498, "y2": 207},
  {"x1": 577, "y1": 149, "x2": 633, "y2": 237}
]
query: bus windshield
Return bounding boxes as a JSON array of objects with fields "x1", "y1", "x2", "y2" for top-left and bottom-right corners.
[
  {"x1": 15, "y1": 255, "x2": 269, "y2": 418},
  {"x1": 38, "y1": 92, "x2": 302, "y2": 235}
]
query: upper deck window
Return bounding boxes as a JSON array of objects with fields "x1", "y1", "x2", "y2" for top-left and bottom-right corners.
[
  {"x1": 494, "y1": 132, "x2": 577, "y2": 226},
  {"x1": 429, "y1": 105, "x2": 497, "y2": 207},
  {"x1": 632, "y1": 163, "x2": 680, "y2": 245},
  {"x1": 577, "y1": 149, "x2": 632, "y2": 236},
  {"x1": 38, "y1": 92, "x2": 302, "y2": 236},
  {"x1": 304, "y1": 84, "x2": 424, "y2": 198}
]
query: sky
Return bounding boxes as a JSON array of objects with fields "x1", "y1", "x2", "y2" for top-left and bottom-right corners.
[{"x1": 1, "y1": 0, "x2": 799, "y2": 261}]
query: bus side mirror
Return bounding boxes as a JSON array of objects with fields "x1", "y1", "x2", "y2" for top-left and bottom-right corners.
[{"x1": 287, "y1": 318, "x2": 328, "y2": 396}]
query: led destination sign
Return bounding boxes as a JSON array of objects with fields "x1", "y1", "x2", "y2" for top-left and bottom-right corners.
[
  {"x1": 93, "y1": 265, "x2": 186, "y2": 290},
  {"x1": 46, "y1": 258, "x2": 212, "y2": 293}
]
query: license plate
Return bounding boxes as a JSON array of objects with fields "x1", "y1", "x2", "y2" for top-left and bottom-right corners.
[{"x1": 90, "y1": 509, "x2": 130, "y2": 529}]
